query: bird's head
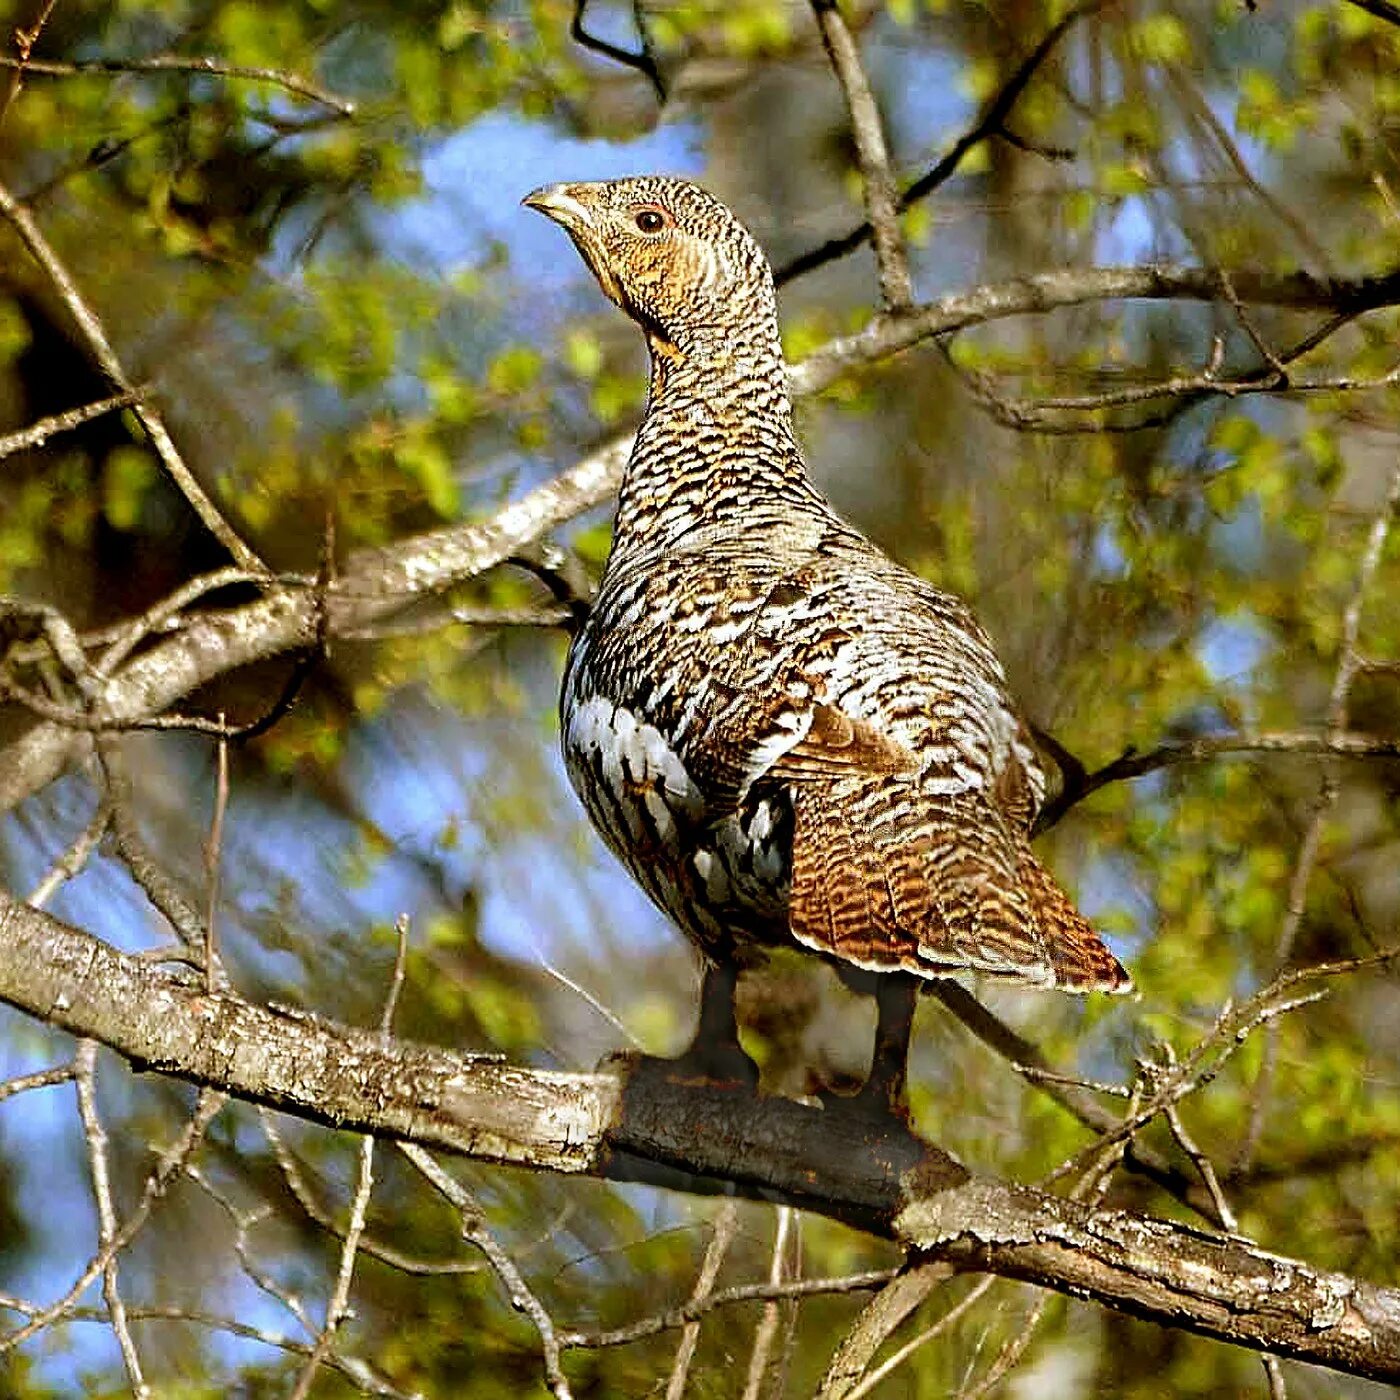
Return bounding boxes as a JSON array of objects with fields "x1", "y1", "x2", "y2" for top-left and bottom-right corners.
[{"x1": 523, "y1": 176, "x2": 777, "y2": 359}]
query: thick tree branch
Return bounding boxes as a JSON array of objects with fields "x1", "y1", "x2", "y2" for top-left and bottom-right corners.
[{"x1": 2, "y1": 890, "x2": 1399, "y2": 1385}]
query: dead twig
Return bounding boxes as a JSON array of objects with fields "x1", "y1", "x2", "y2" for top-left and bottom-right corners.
[
  {"x1": 778, "y1": 0, "x2": 1105, "y2": 285},
  {"x1": 0, "y1": 52, "x2": 356, "y2": 115},
  {"x1": 1237, "y1": 458, "x2": 1400, "y2": 1172},
  {"x1": 665, "y1": 1200, "x2": 738, "y2": 1399},
  {"x1": 0, "y1": 177, "x2": 266, "y2": 573},
  {"x1": 811, "y1": 0, "x2": 912, "y2": 311},
  {"x1": 400, "y1": 1142, "x2": 573, "y2": 1399}
]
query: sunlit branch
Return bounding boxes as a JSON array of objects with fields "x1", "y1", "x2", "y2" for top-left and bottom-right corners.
[
  {"x1": 0, "y1": 52, "x2": 356, "y2": 114},
  {"x1": 811, "y1": 0, "x2": 912, "y2": 311}
]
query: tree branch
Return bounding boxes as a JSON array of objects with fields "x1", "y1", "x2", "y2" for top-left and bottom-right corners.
[
  {"x1": 1035, "y1": 729, "x2": 1400, "y2": 833},
  {"x1": 2, "y1": 890, "x2": 1399, "y2": 1386},
  {"x1": 776, "y1": 0, "x2": 1105, "y2": 286},
  {"x1": 5, "y1": 262, "x2": 1400, "y2": 812},
  {"x1": 811, "y1": 0, "x2": 912, "y2": 311},
  {"x1": 0, "y1": 177, "x2": 266, "y2": 573},
  {"x1": 0, "y1": 53, "x2": 356, "y2": 114}
]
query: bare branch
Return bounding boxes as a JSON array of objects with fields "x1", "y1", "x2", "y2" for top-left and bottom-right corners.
[
  {"x1": 287, "y1": 1131, "x2": 376, "y2": 1400},
  {"x1": 0, "y1": 52, "x2": 357, "y2": 114},
  {"x1": 817, "y1": 1264, "x2": 957, "y2": 1400},
  {"x1": 0, "y1": 1063, "x2": 76, "y2": 1104},
  {"x1": 666, "y1": 1201, "x2": 737, "y2": 1399},
  {"x1": 0, "y1": 1084, "x2": 223, "y2": 1355},
  {"x1": 569, "y1": 0, "x2": 665, "y2": 101},
  {"x1": 1238, "y1": 457, "x2": 1400, "y2": 1170},
  {"x1": 566, "y1": 1270, "x2": 899, "y2": 1350},
  {"x1": 1036, "y1": 729, "x2": 1400, "y2": 833},
  {"x1": 811, "y1": 0, "x2": 912, "y2": 310},
  {"x1": 0, "y1": 0, "x2": 59, "y2": 130},
  {"x1": 400, "y1": 1142, "x2": 574, "y2": 1400},
  {"x1": 0, "y1": 177, "x2": 266, "y2": 574},
  {"x1": 777, "y1": 0, "x2": 1104, "y2": 285},
  {"x1": 74, "y1": 1043, "x2": 150, "y2": 1398},
  {"x1": 741, "y1": 1205, "x2": 797, "y2": 1400},
  {"x1": 0, "y1": 390, "x2": 144, "y2": 461},
  {"x1": 1344, "y1": 0, "x2": 1400, "y2": 27}
]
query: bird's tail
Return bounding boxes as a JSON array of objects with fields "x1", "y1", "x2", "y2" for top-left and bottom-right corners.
[{"x1": 786, "y1": 780, "x2": 1131, "y2": 993}]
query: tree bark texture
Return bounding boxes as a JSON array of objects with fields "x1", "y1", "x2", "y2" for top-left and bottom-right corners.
[{"x1": 2, "y1": 888, "x2": 1397, "y2": 1384}]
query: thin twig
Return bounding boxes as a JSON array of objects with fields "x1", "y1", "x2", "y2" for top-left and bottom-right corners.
[
  {"x1": 1036, "y1": 728, "x2": 1400, "y2": 833},
  {"x1": 1344, "y1": 0, "x2": 1400, "y2": 28},
  {"x1": 0, "y1": 1090, "x2": 223, "y2": 1354},
  {"x1": 560, "y1": 1270, "x2": 900, "y2": 1350},
  {"x1": 665, "y1": 1200, "x2": 737, "y2": 1400},
  {"x1": 777, "y1": 0, "x2": 1104, "y2": 285},
  {"x1": 25, "y1": 793, "x2": 112, "y2": 908},
  {"x1": 0, "y1": 1297, "x2": 411, "y2": 1396},
  {"x1": 742, "y1": 1206, "x2": 796, "y2": 1400},
  {"x1": 1237, "y1": 458, "x2": 1400, "y2": 1171},
  {"x1": 74, "y1": 1043, "x2": 151, "y2": 1398},
  {"x1": 0, "y1": 1063, "x2": 76, "y2": 1104},
  {"x1": 204, "y1": 724, "x2": 229, "y2": 992},
  {"x1": 0, "y1": 177, "x2": 266, "y2": 573},
  {"x1": 287, "y1": 916, "x2": 411, "y2": 1398},
  {"x1": 0, "y1": 390, "x2": 144, "y2": 461},
  {"x1": 287, "y1": 1131, "x2": 376, "y2": 1400},
  {"x1": 0, "y1": 0, "x2": 58, "y2": 130},
  {"x1": 0, "y1": 52, "x2": 356, "y2": 114},
  {"x1": 811, "y1": 0, "x2": 912, "y2": 311},
  {"x1": 400, "y1": 1142, "x2": 573, "y2": 1399},
  {"x1": 836, "y1": 1275, "x2": 996, "y2": 1400},
  {"x1": 569, "y1": 0, "x2": 665, "y2": 101}
]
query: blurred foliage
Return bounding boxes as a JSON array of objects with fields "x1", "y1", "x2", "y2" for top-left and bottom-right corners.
[{"x1": 1, "y1": 0, "x2": 1400, "y2": 1395}]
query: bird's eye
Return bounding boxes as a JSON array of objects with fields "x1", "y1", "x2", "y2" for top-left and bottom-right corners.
[{"x1": 633, "y1": 208, "x2": 668, "y2": 234}]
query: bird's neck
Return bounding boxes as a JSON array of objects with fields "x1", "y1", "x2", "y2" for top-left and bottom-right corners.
[{"x1": 613, "y1": 322, "x2": 811, "y2": 551}]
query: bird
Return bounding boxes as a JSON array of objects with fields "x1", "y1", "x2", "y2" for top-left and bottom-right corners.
[{"x1": 524, "y1": 176, "x2": 1131, "y2": 1112}]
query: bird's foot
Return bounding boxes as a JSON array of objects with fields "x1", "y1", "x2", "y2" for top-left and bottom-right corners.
[{"x1": 817, "y1": 1069, "x2": 910, "y2": 1125}]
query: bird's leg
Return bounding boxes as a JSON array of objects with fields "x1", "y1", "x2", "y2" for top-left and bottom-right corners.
[
  {"x1": 666, "y1": 961, "x2": 759, "y2": 1088},
  {"x1": 852, "y1": 973, "x2": 918, "y2": 1116}
]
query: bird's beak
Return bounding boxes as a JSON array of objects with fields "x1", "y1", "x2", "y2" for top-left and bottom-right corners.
[
  {"x1": 522, "y1": 183, "x2": 595, "y2": 234},
  {"x1": 523, "y1": 182, "x2": 626, "y2": 309}
]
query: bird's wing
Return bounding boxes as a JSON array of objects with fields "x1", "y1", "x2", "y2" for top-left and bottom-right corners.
[{"x1": 722, "y1": 566, "x2": 1127, "y2": 991}]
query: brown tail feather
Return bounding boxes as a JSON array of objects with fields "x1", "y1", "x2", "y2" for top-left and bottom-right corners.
[
  {"x1": 785, "y1": 780, "x2": 1131, "y2": 993},
  {"x1": 1015, "y1": 843, "x2": 1133, "y2": 993}
]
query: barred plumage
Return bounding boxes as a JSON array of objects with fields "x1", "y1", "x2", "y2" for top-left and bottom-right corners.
[{"x1": 526, "y1": 177, "x2": 1130, "y2": 1105}]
